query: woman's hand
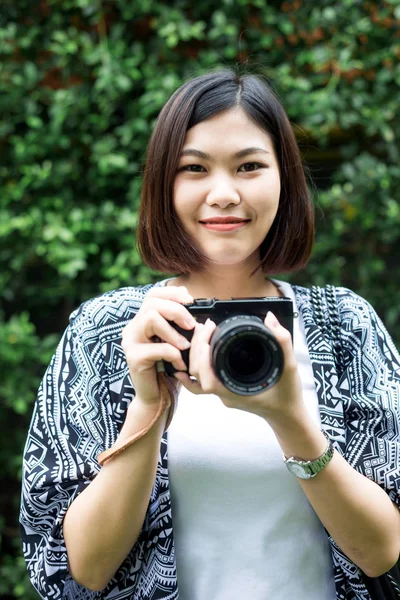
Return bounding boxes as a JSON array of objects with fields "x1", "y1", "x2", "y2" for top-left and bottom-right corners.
[
  {"x1": 121, "y1": 286, "x2": 197, "y2": 410},
  {"x1": 173, "y1": 311, "x2": 305, "y2": 422}
]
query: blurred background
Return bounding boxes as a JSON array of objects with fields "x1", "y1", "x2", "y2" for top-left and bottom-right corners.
[{"x1": 1, "y1": 0, "x2": 399, "y2": 597}]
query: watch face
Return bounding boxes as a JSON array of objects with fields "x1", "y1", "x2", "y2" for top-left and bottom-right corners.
[{"x1": 287, "y1": 462, "x2": 312, "y2": 479}]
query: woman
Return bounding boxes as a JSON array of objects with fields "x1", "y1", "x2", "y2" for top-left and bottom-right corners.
[{"x1": 20, "y1": 70, "x2": 400, "y2": 599}]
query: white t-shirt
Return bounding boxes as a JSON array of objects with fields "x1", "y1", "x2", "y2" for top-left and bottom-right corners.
[{"x1": 167, "y1": 280, "x2": 336, "y2": 599}]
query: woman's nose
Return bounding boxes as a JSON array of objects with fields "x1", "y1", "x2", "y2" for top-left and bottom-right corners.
[{"x1": 206, "y1": 177, "x2": 241, "y2": 208}]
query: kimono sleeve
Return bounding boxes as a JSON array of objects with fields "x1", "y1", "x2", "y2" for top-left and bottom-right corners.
[
  {"x1": 19, "y1": 310, "x2": 115, "y2": 599},
  {"x1": 338, "y1": 289, "x2": 400, "y2": 508}
]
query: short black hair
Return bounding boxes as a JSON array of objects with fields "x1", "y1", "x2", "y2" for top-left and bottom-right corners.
[{"x1": 138, "y1": 69, "x2": 314, "y2": 275}]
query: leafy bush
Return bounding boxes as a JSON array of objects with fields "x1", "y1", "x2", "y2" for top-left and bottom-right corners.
[{"x1": 1, "y1": 0, "x2": 399, "y2": 596}]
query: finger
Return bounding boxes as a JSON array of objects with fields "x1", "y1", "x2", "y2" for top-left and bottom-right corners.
[
  {"x1": 186, "y1": 320, "x2": 221, "y2": 392},
  {"x1": 142, "y1": 310, "x2": 193, "y2": 350},
  {"x1": 173, "y1": 371, "x2": 204, "y2": 394},
  {"x1": 190, "y1": 318, "x2": 216, "y2": 345},
  {"x1": 125, "y1": 342, "x2": 187, "y2": 373},
  {"x1": 143, "y1": 298, "x2": 197, "y2": 331},
  {"x1": 264, "y1": 311, "x2": 290, "y2": 339},
  {"x1": 123, "y1": 299, "x2": 197, "y2": 347},
  {"x1": 264, "y1": 311, "x2": 296, "y2": 370}
]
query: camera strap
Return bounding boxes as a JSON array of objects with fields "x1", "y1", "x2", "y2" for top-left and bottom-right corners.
[{"x1": 97, "y1": 372, "x2": 176, "y2": 466}]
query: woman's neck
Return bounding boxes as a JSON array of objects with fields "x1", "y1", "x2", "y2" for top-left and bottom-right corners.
[{"x1": 166, "y1": 271, "x2": 282, "y2": 300}]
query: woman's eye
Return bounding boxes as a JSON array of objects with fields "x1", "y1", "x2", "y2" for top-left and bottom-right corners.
[
  {"x1": 239, "y1": 162, "x2": 264, "y2": 172},
  {"x1": 179, "y1": 164, "x2": 206, "y2": 173}
]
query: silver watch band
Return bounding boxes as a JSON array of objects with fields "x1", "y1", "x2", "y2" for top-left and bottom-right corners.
[{"x1": 283, "y1": 430, "x2": 334, "y2": 479}]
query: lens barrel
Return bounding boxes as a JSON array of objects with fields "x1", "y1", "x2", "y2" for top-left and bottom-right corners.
[{"x1": 210, "y1": 315, "x2": 284, "y2": 395}]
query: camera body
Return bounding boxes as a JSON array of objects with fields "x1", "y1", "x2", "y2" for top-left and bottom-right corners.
[{"x1": 163, "y1": 296, "x2": 294, "y2": 396}]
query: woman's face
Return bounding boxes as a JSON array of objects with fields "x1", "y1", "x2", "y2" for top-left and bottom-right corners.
[{"x1": 173, "y1": 107, "x2": 281, "y2": 270}]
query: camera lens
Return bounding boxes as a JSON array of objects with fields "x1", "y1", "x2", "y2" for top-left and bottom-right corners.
[
  {"x1": 226, "y1": 338, "x2": 269, "y2": 380},
  {"x1": 210, "y1": 315, "x2": 284, "y2": 395}
]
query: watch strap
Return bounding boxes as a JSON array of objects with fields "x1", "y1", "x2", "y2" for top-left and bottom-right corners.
[{"x1": 284, "y1": 430, "x2": 334, "y2": 479}]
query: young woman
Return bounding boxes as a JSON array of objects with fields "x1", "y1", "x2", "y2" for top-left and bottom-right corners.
[{"x1": 20, "y1": 70, "x2": 400, "y2": 600}]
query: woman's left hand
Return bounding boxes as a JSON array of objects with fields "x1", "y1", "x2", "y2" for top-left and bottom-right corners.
[{"x1": 173, "y1": 311, "x2": 305, "y2": 421}]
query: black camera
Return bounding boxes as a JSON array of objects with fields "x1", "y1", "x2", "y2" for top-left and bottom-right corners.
[{"x1": 163, "y1": 296, "x2": 294, "y2": 396}]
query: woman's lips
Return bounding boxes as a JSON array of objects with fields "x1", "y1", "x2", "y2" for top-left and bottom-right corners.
[{"x1": 200, "y1": 221, "x2": 250, "y2": 232}]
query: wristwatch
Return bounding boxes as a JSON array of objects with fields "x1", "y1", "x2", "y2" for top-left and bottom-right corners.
[{"x1": 283, "y1": 430, "x2": 334, "y2": 479}]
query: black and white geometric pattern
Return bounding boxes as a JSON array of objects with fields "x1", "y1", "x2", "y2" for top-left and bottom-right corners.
[{"x1": 20, "y1": 282, "x2": 400, "y2": 599}]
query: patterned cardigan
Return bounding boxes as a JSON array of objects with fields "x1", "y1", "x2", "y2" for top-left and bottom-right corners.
[{"x1": 20, "y1": 282, "x2": 400, "y2": 600}]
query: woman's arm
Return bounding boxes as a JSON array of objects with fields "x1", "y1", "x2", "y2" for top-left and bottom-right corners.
[
  {"x1": 64, "y1": 284, "x2": 195, "y2": 591},
  {"x1": 175, "y1": 310, "x2": 400, "y2": 578},
  {"x1": 64, "y1": 400, "x2": 168, "y2": 591},
  {"x1": 267, "y1": 407, "x2": 400, "y2": 578}
]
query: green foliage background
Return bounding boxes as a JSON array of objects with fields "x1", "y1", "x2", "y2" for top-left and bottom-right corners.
[{"x1": 1, "y1": 0, "x2": 399, "y2": 597}]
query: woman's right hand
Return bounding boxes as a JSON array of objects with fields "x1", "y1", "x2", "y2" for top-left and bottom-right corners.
[{"x1": 121, "y1": 285, "x2": 196, "y2": 410}]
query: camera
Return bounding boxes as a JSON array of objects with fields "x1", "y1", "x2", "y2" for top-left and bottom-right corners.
[{"x1": 163, "y1": 296, "x2": 294, "y2": 396}]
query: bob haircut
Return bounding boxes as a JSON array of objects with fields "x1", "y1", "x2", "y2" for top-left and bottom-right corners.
[{"x1": 138, "y1": 69, "x2": 314, "y2": 276}]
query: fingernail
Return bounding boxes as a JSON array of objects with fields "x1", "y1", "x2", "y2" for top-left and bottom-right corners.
[
  {"x1": 179, "y1": 337, "x2": 191, "y2": 350},
  {"x1": 185, "y1": 318, "x2": 196, "y2": 328},
  {"x1": 266, "y1": 311, "x2": 279, "y2": 327},
  {"x1": 180, "y1": 287, "x2": 194, "y2": 302}
]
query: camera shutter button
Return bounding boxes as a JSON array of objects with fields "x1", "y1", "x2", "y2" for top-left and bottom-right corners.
[{"x1": 194, "y1": 298, "x2": 214, "y2": 306}]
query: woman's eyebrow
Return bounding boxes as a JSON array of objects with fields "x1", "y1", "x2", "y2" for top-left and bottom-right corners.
[{"x1": 180, "y1": 147, "x2": 271, "y2": 160}]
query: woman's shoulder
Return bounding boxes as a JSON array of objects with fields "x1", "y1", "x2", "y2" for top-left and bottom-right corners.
[
  {"x1": 290, "y1": 283, "x2": 382, "y2": 333},
  {"x1": 271, "y1": 279, "x2": 372, "y2": 323},
  {"x1": 291, "y1": 282, "x2": 372, "y2": 310},
  {"x1": 68, "y1": 282, "x2": 160, "y2": 334}
]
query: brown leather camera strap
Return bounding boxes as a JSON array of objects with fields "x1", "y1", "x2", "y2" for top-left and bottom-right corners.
[{"x1": 97, "y1": 372, "x2": 176, "y2": 467}]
